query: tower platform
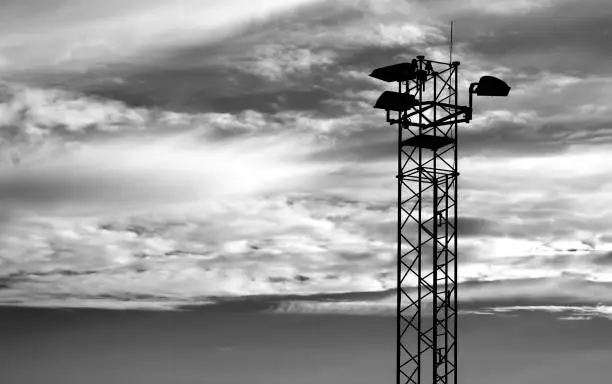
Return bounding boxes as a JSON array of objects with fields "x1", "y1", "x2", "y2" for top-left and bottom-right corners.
[{"x1": 401, "y1": 134, "x2": 455, "y2": 150}]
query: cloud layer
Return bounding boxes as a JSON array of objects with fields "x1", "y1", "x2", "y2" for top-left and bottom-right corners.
[{"x1": 1, "y1": 0, "x2": 611, "y2": 315}]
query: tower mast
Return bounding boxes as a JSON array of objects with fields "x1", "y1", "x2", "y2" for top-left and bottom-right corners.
[
  {"x1": 370, "y1": 45, "x2": 509, "y2": 384},
  {"x1": 394, "y1": 56, "x2": 461, "y2": 384}
]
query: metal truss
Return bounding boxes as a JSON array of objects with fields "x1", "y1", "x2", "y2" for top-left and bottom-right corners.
[{"x1": 391, "y1": 56, "x2": 469, "y2": 384}]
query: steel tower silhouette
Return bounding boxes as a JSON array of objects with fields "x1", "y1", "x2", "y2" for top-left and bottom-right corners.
[{"x1": 370, "y1": 56, "x2": 509, "y2": 384}]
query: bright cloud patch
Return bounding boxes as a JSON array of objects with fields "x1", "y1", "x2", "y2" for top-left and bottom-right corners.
[
  {"x1": 230, "y1": 44, "x2": 338, "y2": 82},
  {"x1": 466, "y1": 0, "x2": 557, "y2": 14},
  {"x1": 464, "y1": 305, "x2": 612, "y2": 321},
  {"x1": 272, "y1": 298, "x2": 396, "y2": 316},
  {"x1": 0, "y1": 194, "x2": 398, "y2": 308},
  {"x1": 0, "y1": 0, "x2": 329, "y2": 71}
]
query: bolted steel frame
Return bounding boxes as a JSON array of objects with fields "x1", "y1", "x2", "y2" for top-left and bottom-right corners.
[{"x1": 388, "y1": 56, "x2": 470, "y2": 384}]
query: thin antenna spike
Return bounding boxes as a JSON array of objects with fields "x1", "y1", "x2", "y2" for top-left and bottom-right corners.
[{"x1": 449, "y1": 20, "x2": 454, "y2": 64}]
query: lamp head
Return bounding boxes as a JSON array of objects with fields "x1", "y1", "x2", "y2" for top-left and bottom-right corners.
[
  {"x1": 369, "y1": 63, "x2": 423, "y2": 83},
  {"x1": 373, "y1": 91, "x2": 416, "y2": 112},
  {"x1": 473, "y1": 76, "x2": 511, "y2": 97}
]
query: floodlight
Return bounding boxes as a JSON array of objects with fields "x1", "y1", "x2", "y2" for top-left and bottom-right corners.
[
  {"x1": 467, "y1": 75, "x2": 511, "y2": 121},
  {"x1": 473, "y1": 76, "x2": 510, "y2": 97},
  {"x1": 369, "y1": 63, "x2": 426, "y2": 83},
  {"x1": 373, "y1": 91, "x2": 416, "y2": 112}
]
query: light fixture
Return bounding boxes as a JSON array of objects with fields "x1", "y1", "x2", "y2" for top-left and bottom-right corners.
[
  {"x1": 473, "y1": 75, "x2": 511, "y2": 96},
  {"x1": 369, "y1": 62, "x2": 427, "y2": 83},
  {"x1": 467, "y1": 75, "x2": 511, "y2": 120},
  {"x1": 373, "y1": 91, "x2": 416, "y2": 112}
]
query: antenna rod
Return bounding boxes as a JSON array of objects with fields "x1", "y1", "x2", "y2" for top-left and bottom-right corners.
[{"x1": 450, "y1": 20, "x2": 454, "y2": 64}]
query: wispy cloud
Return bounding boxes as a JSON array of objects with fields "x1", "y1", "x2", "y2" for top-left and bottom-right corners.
[
  {"x1": 271, "y1": 298, "x2": 396, "y2": 316},
  {"x1": 464, "y1": 305, "x2": 612, "y2": 321},
  {"x1": 0, "y1": 0, "x2": 329, "y2": 73}
]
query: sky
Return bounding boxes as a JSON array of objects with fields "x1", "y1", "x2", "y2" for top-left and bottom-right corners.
[{"x1": 0, "y1": 0, "x2": 612, "y2": 382}]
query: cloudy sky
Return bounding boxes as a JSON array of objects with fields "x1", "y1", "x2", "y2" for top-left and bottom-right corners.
[{"x1": 1, "y1": 0, "x2": 612, "y2": 382}]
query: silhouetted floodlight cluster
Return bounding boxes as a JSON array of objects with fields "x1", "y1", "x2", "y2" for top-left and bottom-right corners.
[{"x1": 368, "y1": 56, "x2": 509, "y2": 384}]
